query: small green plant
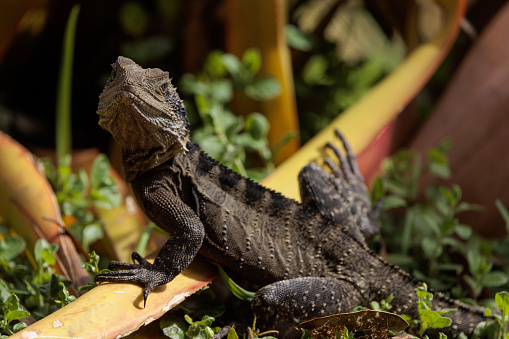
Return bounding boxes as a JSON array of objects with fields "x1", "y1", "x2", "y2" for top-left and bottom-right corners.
[
  {"x1": 81, "y1": 251, "x2": 103, "y2": 275},
  {"x1": 353, "y1": 294, "x2": 394, "y2": 312},
  {"x1": 184, "y1": 315, "x2": 220, "y2": 339},
  {"x1": 227, "y1": 327, "x2": 239, "y2": 339},
  {"x1": 342, "y1": 326, "x2": 355, "y2": 339},
  {"x1": 160, "y1": 314, "x2": 221, "y2": 339},
  {"x1": 371, "y1": 294, "x2": 393, "y2": 312},
  {"x1": 0, "y1": 294, "x2": 29, "y2": 337},
  {"x1": 373, "y1": 143, "x2": 509, "y2": 300},
  {"x1": 79, "y1": 251, "x2": 109, "y2": 292},
  {"x1": 416, "y1": 283, "x2": 455, "y2": 337},
  {"x1": 180, "y1": 48, "x2": 281, "y2": 180},
  {"x1": 300, "y1": 328, "x2": 312, "y2": 339},
  {"x1": 42, "y1": 154, "x2": 120, "y2": 252},
  {"x1": 0, "y1": 237, "x2": 75, "y2": 336},
  {"x1": 484, "y1": 291, "x2": 509, "y2": 339}
]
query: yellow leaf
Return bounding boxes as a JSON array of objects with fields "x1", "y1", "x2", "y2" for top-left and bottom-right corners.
[
  {"x1": 225, "y1": 0, "x2": 300, "y2": 164},
  {"x1": 12, "y1": 258, "x2": 217, "y2": 339}
]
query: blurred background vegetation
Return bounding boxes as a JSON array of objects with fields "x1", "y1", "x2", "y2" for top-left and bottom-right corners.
[{"x1": 0, "y1": 0, "x2": 493, "y2": 150}]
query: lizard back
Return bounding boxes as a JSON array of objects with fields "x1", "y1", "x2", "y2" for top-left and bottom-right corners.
[{"x1": 132, "y1": 142, "x2": 362, "y2": 285}]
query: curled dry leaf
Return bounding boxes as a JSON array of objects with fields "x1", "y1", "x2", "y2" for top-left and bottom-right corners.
[
  {"x1": 298, "y1": 309, "x2": 408, "y2": 339},
  {"x1": 0, "y1": 131, "x2": 88, "y2": 290}
]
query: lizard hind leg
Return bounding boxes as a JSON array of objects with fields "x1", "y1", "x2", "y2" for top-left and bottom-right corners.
[
  {"x1": 324, "y1": 130, "x2": 380, "y2": 240},
  {"x1": 298, "y1": 162, "x2": 367, "y2": 244},
  {"x1": 297, "y1": 129, "x2": 379, "y2": 242},
  {"x1": 251, "y1": 277, "x2": 362, "y2": 339}
]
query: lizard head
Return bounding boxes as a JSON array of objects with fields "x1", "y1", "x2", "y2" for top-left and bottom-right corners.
[{"x1": 97, "y1": 56, "x2": 190, "y2": 180}]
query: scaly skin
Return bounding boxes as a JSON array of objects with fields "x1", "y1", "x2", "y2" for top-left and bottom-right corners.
[{"x1": 96, "y1": 57, "x2": 486, "y2": 338}]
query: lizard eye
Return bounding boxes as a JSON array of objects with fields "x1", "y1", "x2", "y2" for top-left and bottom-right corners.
[{"x1": 106, "y1": 69, "x2": 117, "y2": 85}]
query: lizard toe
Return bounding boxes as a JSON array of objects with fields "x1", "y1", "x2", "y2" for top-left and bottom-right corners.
[
  {"x1": 95, "y1": 261, "x2": 173, "y2": 301},
  {"x1": 131, "y1": 251, "x2": 150, "y2": 265},
  {"x1": 108, "y1": 261, "x2": 140, "y2": 270},
  {"x1": 96, "y1": 268, "x2": 140, "y2": 282}
]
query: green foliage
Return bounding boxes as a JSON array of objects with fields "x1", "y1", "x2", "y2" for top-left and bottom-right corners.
[
  {"x1": 375, "y1": 143, "x2": 509, "y2": 299},
  {"x1": 160, "y1": 314, "x2": 188, "y2": 339},
  {"x1": 353, "y1": 294, "x2": 393, "y2": 312},
  {"x1": 471, "y1": 321, "x2": 499, "y2": 339},
  {"x1": 286, "y1": 24, "x2": 313, "y2": 52},
  {"x1": 1, "y1": 294, "x2": 29, "y2": 336},
  {"x1": 0, "y1": 236, "x2": 76, "y2": 336},
  {"x1": 370, "y1": 294, "x2": 393, "y2": 312},
  {"x1": 180, "y1": 48, "x2": 280, "y2": 180},
  {"x1": 81, "y1": 251, "x2": 103, "y2": 275},
  {"x1": 227, "y1": 327, "x2": 240, "y2": 339},
  {"x1": 300, "y1": 328, "x2": 312, "y2": 339},
  {"x1": 0, "y1": 230, "x2": 25, "y2": 262},
  {"x1": 416, "y1": 283, "x2": 454, "y2": 337},
  {"x1": 164, "y1": 276, "x2": 280, "y2": 339},
  {"x1": 161, "y1": 281, "x2": 227, "y2": 339},
  {"x1": 185, "y1": 315, "x2": 221, "y2": 339},
  {"x1": 483, "y1": 291, "x2": 509, "y2": 339},
  {"x1": 288, "y1": 22, "x2": 404, "y2": 143},
  {"x1": 79, "y1": 251, "x2": 108, "y2": 292},
  {"x1": 342, "y1": 327, "x2": 355, "y2": 339},
  {"x1": 160, "y1": 314, "x2": 221, "y2": 339},
  {"x1": 33, "y1": 239, "x2": 58, "y2": 284},
  {"x1": 42, "y1": 154, "x2": 120, "y2": 252},
  {"x1": 136, "y1": 221, "x2": 156, "y2": 256}
]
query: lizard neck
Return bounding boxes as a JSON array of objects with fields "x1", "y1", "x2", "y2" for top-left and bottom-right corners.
[{"x1": 122, "y1": 145, "x2": 178, "y2": 183}]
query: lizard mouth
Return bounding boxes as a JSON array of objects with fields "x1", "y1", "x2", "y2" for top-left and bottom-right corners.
[
  {"x1": 98, "y1": 86, "x2": 186, "y2": 126},
  {"x1": 98, "y1": 85, "x2": 159, "y2": 113}
]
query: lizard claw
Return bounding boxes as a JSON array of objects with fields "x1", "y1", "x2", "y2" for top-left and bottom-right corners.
[
  {"x1": 95, "y1": 252, "x2": 172, "y2": 306},
  {"x1": 324, "y1": 130, "x2": 363, "y2": 183},
  {"x1": 322, "y1": 129, "x2": 380, "y2": 240},
  {"x1": 131, "y1": 251, "x2": 150, "y2": 265}
]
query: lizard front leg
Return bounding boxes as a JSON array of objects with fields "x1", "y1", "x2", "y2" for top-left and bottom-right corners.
[
  {"x1": 298, "y1": 130, "x2": 380, "y2": 241},
  {"x1": 252, "y1": 277, "x2": 364, "y2": 339},
  {"x1": 96, "y1": 179, "x2": 205, "y2": 306}
]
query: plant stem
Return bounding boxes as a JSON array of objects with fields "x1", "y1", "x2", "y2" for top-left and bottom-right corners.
[{"x1": 56, "y1": 4, "x2": 80, "y2": 164}]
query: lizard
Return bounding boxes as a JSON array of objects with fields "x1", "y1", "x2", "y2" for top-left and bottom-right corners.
[{"x1": 95, "y1": 56, "x2": 487, "y2": 338}]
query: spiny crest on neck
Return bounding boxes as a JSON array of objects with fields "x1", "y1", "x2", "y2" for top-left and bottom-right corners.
[{"x1": 97, "y1": 56, "x2": 191, "y2": 181}]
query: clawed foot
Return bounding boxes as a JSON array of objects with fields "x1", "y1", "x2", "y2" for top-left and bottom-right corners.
[
  {"x1": 324, "y1": 130, "x2": 363, "y2": 184},
  {"x1": 95, "y1": 252, "x2": 171, "y2": 306},
  {"x1": 324, "y1": 129, "x2": 381, "y2": 238}
]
